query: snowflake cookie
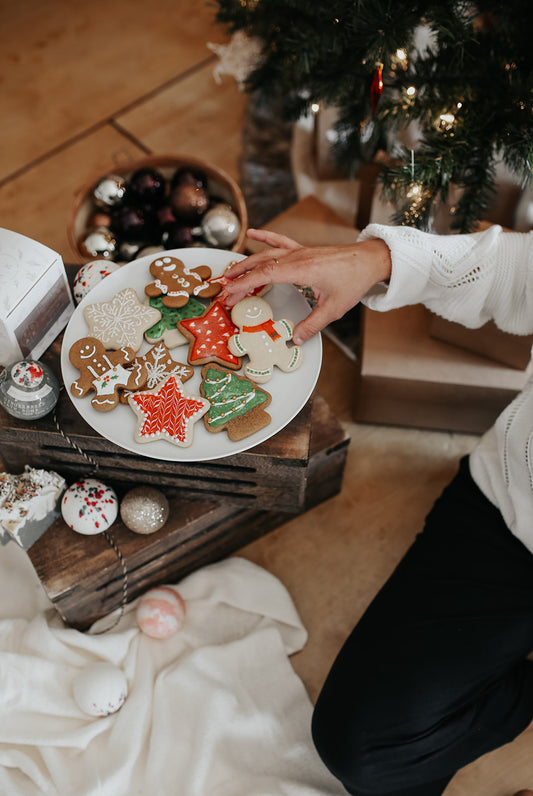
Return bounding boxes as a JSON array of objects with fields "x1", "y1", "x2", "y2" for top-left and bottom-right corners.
[
  {"x1": 120, "y1": 342, "x2": 194, "y2": 404},
  {"x1": 83, "y1": 287, "x2": 161, "y2": 351}
]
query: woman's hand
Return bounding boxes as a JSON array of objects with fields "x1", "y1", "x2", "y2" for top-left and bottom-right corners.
[{"x1": 221, "y1": 229, "x2": 392, "y2": 344}]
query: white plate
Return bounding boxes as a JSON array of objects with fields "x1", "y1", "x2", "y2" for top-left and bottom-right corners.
[{"x1": 61, "y1": 248, "x2": 322, "y2": 462}]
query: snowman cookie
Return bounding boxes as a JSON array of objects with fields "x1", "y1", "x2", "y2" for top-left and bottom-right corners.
[
  {"x1": 69, "y1": 336, "x2": 145, "y2": 411},
  {"x1": 228, "y1": 297, "x2": 303, "y2": 383},
  {"x1": 144, "y1": 256, "x2": 221, "y2": 308}
]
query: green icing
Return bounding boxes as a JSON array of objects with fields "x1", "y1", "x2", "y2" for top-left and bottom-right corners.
[
  {"x1": 146, "y1": 296, "x2": 205, "y2": 339},
  {"x1": 202, "y1": 367, "x2": 267, "y2": 428}
]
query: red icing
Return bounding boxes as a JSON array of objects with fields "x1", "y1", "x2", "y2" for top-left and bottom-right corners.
[
  {"x1": 179, "y1": 301, "x2": 240, "y2": 366},
  {"x1": 130, "y1": 375, "x2": 207, "y2": 444}
]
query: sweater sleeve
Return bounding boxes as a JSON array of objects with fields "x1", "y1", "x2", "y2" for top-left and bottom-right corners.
[{"x1": 358, "y1": 223, "x2": 533, "y2": 335}]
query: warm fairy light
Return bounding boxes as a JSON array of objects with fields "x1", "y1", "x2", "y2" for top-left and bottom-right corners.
[
  {"x1": 396, "y1": 48, "x2": 407, "y2": 60},
  {"x1": 440, "y1": 113, "x2": 455, "y2": 124},
  {"x1": 407, "y1": 86, "x2": 416, "y2": 96},
  {"x1": 457, "y1": 101, "x2": 463, "y2": 108},
  {"x1": 311, "y1": 102, "x2": 320, "y2": 113}
]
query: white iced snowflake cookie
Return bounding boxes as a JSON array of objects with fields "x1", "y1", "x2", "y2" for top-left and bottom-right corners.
[
  {"x1": 84, "y1": 287, "x2": 161, "y2": 351},
  {"x1": 228, "y1": 297, "x2": 303, "y2": 383}
]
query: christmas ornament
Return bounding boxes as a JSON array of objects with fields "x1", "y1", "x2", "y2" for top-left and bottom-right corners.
[
  {"x1": 73, "y1": 662, "x2": 128, "y2": 717},
  {"x1": 79, "y1": 227, "x2": 118, "y2": 260},
  {"x1": 127, "y1": 166, "x2": 167, "y2": 208},
  {"x1": 136, "y1": 585, "x2": 186, "y2": 638},
  {"x1": 162, "y1": 222, "x2": 195, "y2": 249},
  {"x1": 200, "y1": 204, "x2": 240, "y2": 247},
  {"x1": 157, "y1": 203, "x2": 177, "y2": 232},
  {"x1": 61, "y1": 478, "x2": 118, "y2": 535},
  {"x1": 73, "y1": 259, "x2": 121, "y2": 303},
  {"x1": 117, "y1": 240, "x2": 142, "y2": 261},
  {"x1": 0, "y1": 360, "x2": 60, "y2": 420},
  {"x1": 370, "y1": 62, "x2": 383, "y2": 116},
  {"x1": 92, "y1": 175, "x2": 126, "y2": 209},
  {"x1": 170, "y1": 183, "x2": 209, "y2": 224},
  {"x1": 170, "y1": 165, "x2": 208, "y2": 191},
  {"x1": 110, "y1": 205, "x2": 160, "y2": 244},
  {"x1": 120, "y1": 486, "x2": 169, "y2": 534}
]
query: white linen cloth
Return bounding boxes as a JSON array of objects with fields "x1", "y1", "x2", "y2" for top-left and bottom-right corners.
[{"x1": 0, "y1": 544, "x2": 344, "y2": 796}]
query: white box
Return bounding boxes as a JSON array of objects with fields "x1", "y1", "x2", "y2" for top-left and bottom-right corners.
[{"x1": 0, "y1": 229, "x2": 74, "y2": 367}]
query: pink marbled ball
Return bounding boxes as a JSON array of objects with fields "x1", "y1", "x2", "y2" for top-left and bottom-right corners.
[{"x1": 136, "y1": 586, "x2": 186, "y2": 639}]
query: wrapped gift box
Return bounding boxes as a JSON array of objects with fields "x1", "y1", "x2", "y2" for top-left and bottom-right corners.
[{"x1": 0, "y1": 229, "x2": 74, "y2": 367}]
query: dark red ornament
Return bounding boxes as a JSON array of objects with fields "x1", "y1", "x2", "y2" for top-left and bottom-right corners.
[
  {"x1": 170, "y1": 165, "x2": 208, "y2": 191},
  {"x1": 111, "y1": 205, "x2": 161, "y2": 243},
  {"x1": 371, "y1": 62, "x2": 383, "y2": 115},
  {"x1": 163, "y1": 223, "x2": 195, "y2": 248},
  {"x1": 128, "y1": 167, "x2": 167, "y2": 208},
  {"x1": 170, "y1": 183, "x2": 209, "y2": 224}
]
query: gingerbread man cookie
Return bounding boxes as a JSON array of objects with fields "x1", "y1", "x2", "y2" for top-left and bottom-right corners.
[
  {"x1": 144, "y1": 256, "x2": 221, "y2": 308},
  {"x1": 69, "y1": 336, "x2": 145, "y2": 411},
  {"x1": 228, "y1": 297, "x2": 303, "y2": 383}
]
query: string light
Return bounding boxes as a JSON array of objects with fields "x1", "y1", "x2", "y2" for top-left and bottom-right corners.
[
  {"x1": 406, "y1": 86, "x2": 417, "y2": 97},
  {"x1": 311, "y1": 102, "x2": 320, "y2": 113}
]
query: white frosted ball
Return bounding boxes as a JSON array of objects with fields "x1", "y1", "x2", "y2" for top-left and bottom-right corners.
[
  {"x1": 73, "y1": 662, "x2": 127, "y2": 717},
  {"x1": 136, "y1": 586, "x2": 186, "y2": 639},
  {"x1": 61, "y1": 478, "x2": 118, "y2": 535},
  {"x1": 73, "y1": 260, "x2": 121, "y2": 303}
]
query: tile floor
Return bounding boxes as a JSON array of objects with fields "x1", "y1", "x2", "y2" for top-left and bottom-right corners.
[{"x1": 1, "y1": 2, "x2": 533, "y2": 793}]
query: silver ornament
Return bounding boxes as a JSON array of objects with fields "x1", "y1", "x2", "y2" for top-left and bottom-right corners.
[
  {"x1": 79, "y1": 227, "x2": 118, "y2": 260},
  {"x1": 201, "y1": 204, "x2": 240, "y2": 247},
  {"x1": 120, "y1": 486, "x2": 169, "y2": 534},
  {"x1": 0, "y1": 359, "x2": 60, "y2": 419},
  {"x1": 92, "y1": 174, "x2": 126, "y2": 209}
]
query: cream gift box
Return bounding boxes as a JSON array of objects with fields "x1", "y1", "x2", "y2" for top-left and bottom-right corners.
[{"x1": 0, "y1": 228, "x2": 74, "y2": 367}]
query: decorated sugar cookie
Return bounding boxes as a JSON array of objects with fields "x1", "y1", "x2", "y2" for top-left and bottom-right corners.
[
  {"x1": 84, "y1": 287, "x2": 161, "y2": 352},
  {"x1": 228, "y1": 297, "x2": 303, "y2": 383},
  {"x1": 209, "y1": 267, "x2": 271, "y2": 310},
  {"x1": 144, "y1": 256, "x2": 221, "y2": 308},
  {"x1": 127, "y1": 374, "x2": 210, "y2": 448},
  {"x1": 69, "y1": 336, "x2": 145, "y2": 411},
  {"x1": 200, "y1": 363, "x2": 272, "y2": 441},
  {"x1": 120, "y1": 342, "x2": 194, "y2": 404},
  {"x1": 177, "y1": 301, "x2": 242, "y2": 370},
  {"x1": 144, "y1": 294, "x2": 205, "y2": 349}
]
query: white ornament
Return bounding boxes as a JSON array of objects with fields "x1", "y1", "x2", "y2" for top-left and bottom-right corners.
[
  {"x1": 61, "y1": 478, "x2": 118, "y2": 535},
  {"x1": 73, "y1": 662, "x2": 127, "y2": 717}
]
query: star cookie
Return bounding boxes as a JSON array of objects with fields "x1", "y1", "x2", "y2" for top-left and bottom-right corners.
[
  {"x1": 177, "y1": 301, "x2": 242, "y2": 370},
  {"x1": 120, "y1": 342, "x2": 194, "y2": 404},
  {"x1": 84, "y1": 287, "x2": 161, "y2": 351},
  {"x1": 127, "y1": 374, "x2": 209, "y2": 448},
  {"x1": 144, "y1": 295, "x2": 205, "y2": 349}
]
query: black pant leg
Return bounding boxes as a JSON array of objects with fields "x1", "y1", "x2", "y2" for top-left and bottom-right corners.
[{"x1": 312, "y1": 457, "x2": 533, "y2": 796}]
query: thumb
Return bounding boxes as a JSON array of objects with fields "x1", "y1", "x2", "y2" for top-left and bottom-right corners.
[{"x1": 292, "y1": 306, "x2": 332, "y2": 345}]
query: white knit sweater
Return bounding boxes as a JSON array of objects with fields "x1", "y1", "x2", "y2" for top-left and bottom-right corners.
[{"x1": 358, "y1": 223, "x2": 533, "y2": 555}]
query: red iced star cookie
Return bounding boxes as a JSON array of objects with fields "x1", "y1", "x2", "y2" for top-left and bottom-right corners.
[
  {"x1": 177, "y1": 301, "x2": 242, "y2": 370},
  {"x1": 127, "y1": 374, "x2": 210, "y2": 448}
]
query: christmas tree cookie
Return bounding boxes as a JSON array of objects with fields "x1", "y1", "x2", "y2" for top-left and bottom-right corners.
[
  {"x1": 200, "y1": 363, "x2": 272, "y2": 441},
  {"x1": 144, "y1": 295, "x2": 205, "y2": 349}
]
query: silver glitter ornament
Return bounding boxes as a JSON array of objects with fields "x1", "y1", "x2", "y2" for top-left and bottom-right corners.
[
  {"x1": 120, "y1": 486, "x2": 169, "y2": 534},
  {"x1": 201, "y1": 204, "x2": 240, "y2": 247},
  {"x1": 79, "y1": 227, "x2": 118, "y2": 260},
  {"x1": 92, "y1": 174, "x2": 127, "y2": 209}
]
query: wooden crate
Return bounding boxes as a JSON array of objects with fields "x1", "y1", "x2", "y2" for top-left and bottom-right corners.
[
  {"x1": 26, "y1": 395, "x2": 349, "y2": 630},
  {"x1": 0, "y1": 333, "x2": 320, "y2": 513}
]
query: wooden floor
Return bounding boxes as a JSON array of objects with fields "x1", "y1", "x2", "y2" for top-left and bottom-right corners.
[{"x1": 2, "y1": 3, "x2": 533, "y2": 794}]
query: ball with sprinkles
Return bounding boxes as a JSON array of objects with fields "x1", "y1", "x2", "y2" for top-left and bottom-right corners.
[{"x1": 61, "y1": 478, "x2": 118, "y2": 535}]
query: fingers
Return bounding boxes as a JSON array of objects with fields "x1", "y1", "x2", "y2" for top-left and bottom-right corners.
[
  {"x1": 292, "y1": 303, "x2": 338, "y2": 345},
  {"x1": 246, "y1": 228, "x2": 302, "y2": 251}
]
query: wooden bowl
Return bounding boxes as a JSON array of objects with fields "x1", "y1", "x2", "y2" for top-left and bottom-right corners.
[{"x1": 68, "y1": 154, "x2": 248, "y2": 261}]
